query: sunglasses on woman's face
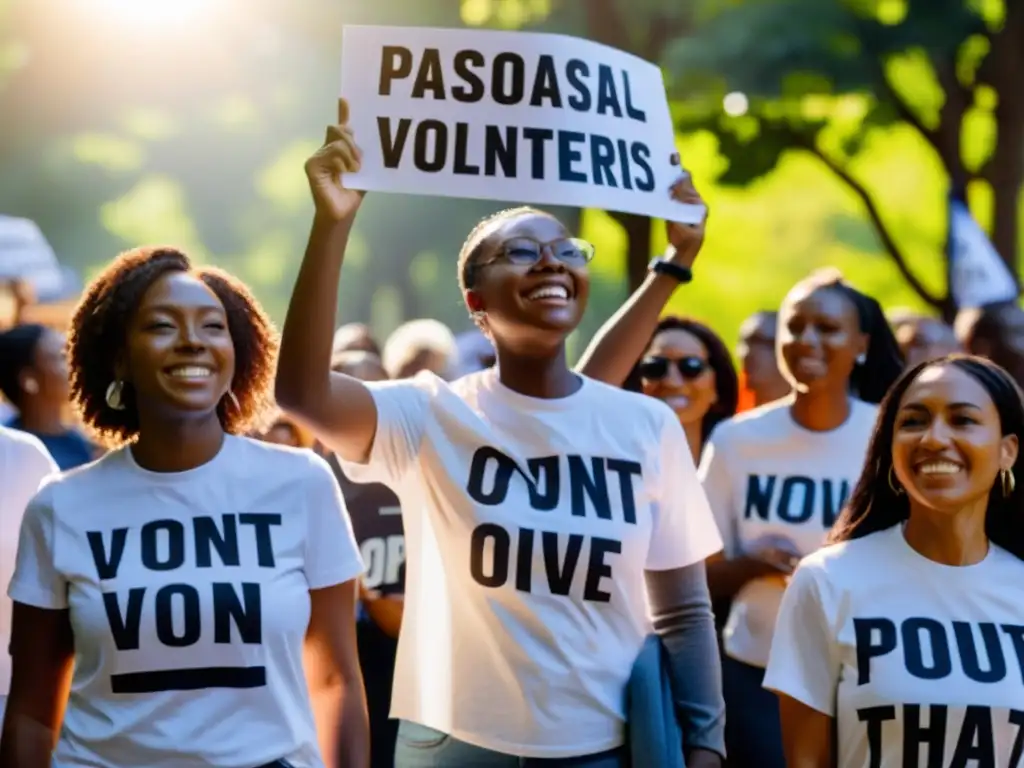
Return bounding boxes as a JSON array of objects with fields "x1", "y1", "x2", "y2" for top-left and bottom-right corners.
[{"x1": 638, "y1": 355, "x2": 709, "y2": 381}]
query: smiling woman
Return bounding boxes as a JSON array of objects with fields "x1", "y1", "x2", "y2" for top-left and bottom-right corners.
[
  {"x1": 765, "y1": 355, "x2": 1024, "y2": 768},
  {"x1": 0, "y1": 246, "x2": 371, "y2": 768}
]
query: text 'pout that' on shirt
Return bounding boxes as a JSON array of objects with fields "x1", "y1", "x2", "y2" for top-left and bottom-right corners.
[
  {"x1": 697, "y1": 396, "x2": 878, "y2": 667},
  {"x1": 765, "y1": 525, "x2": 1024, "y2": 768},
  {"x1": 8, "y1": 435, "x2": 364, "y2": 768},
  {"x1": 337, "y1": 369, "x2": 722, "y2": 759}
]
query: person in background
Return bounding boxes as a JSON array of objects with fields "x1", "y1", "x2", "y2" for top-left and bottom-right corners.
[
  {"x1": 765, "y1": 355, "x2": 1024, "y2": 767},
  {"x1": 736, "y1": 311, "x2": 790, "y2": 411},
  {"x1": 0, "y1": 324, "x2": 94, "y2": 470},
  {"x1": 893, "y1": 313, "x2": 961, "y2": 369},
  {"x1": 698, "y1": 268, "x2": 905, "y2": 768},
  {"x1": 622, "y1": 317, "x2": 738, "y2": 462},
  {"x1": 451, "y1": 329, "x2": 496, "y2": 378},
  {"x1": 333, "y1": 323, "x2": 381, "y2": 358},
  {"x1": 0, "y1": 426, "x2": 58, "y2": 733},
  {"x1": 1, "y1": 246, "x2": 369, "y2": 768},
  {"x1": 329, "y1": 349, "x2": 404, "y2": 768},
  {"x1": 955, "y1": 301, "x2": 1024, "y2": 386},
  {"x1": 381, "y1": 319, "x2": 457, "y2": 381},
  {"x1": 276, "y1": 102, "x2": 725, "y2": 767}
]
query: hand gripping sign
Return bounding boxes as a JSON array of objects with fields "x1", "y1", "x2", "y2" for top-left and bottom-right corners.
[{"x1": 340, "y1": 25, "x2": 703, "y2": 224}]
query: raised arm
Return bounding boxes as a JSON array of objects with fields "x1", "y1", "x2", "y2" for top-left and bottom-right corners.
[
  {"x1": 276, "y1": 100, "x2": 378, "y2": 464},
  {"x1": 575, "y1": 173, "x2": 708, "y2": 386}
]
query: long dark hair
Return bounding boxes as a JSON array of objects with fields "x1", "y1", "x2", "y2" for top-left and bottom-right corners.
[
  {"x1": 796, "y1": 271, "x2": 905, "y2": 404},
  {"x1": 624, "y1": 316, "x2": 739, "y2": 446},
  {"x1": 829, "y1": 355, "x2": 1024, "y2": 561}
]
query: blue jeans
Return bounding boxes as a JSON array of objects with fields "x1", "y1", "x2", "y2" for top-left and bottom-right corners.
[
  {"x1": 393, "y1": 721, "x2": 628, "y2": 767},
  {"x1": 721, "y1": 656, "x2": 784, "y2": 768}
]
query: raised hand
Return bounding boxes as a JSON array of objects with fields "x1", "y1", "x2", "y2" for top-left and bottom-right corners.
[
  {"x1": 304, "y1": 98, "x2": 365, "y2": 223},
  {"x1": 665, "y1": 154, "x2": 708, "y2": 269}
]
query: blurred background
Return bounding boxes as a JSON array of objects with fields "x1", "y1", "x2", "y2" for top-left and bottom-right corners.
[{"x1": 0, "y1": 0, "x2": 1020, "y2": 356}]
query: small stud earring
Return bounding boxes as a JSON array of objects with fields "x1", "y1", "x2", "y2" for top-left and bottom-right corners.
[
  {"x1": 856, "y1": 352, "x2": 867, "y2": 365},
  {"x1": 23, "y1": 378, "x2": 39, "y2": 394},
  {"x1": 105, "y1": 380, "x2": 126, "y2": 411}
]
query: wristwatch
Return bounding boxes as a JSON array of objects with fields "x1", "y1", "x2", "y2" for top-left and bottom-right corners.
[{"x1": 648, "y1": 249, "x2": 693, "y2": 284}]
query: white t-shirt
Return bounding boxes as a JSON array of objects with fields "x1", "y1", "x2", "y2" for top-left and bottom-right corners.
[
  {"x1": 8, "y1": 435, "x2": 364, "y2": 768},
  {"x1": 764, "y1": 525, "x2": 1024, "y2": 768},
  {"x1": 338, "y1": 369, "x2": 722, "y2": 758},
  {"x1": 698, "y1": 396, "x2": 877, "y2": 667},
  {"x1": 0, "y1": 425, "x2": 59, "y2": 695}
]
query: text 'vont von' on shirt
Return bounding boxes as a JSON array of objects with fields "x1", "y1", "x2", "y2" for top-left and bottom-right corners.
[
  {"x1": 8, "y1": 435, "x2": 364, "y2": 768},
  {"x1": 765, "y1": 525, "x2": 1024, "y2": 768},
  {"x1": 698, "y1": 396, "x2": 878, "y2": 668},
  {"x1": 337, "y1": 369, "x2": 723, "y2": 759}
]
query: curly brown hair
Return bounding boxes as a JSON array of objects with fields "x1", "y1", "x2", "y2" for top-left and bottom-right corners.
[{"x1": 67, "y1": 246, "x2": 279, "y2": 449}]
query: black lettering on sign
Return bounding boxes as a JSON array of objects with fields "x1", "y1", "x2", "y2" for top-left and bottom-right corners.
[
  {"x1": 465, "y1": 447, "x2": 643, "y2": 525},
  {"x1": 616, "y1": 139, "x2": 634, "y2": 191},
  {"x1": 854, "y1": 617, "x2": 1024, "y2": 686},
  {"x1": 411, "y1": 48, "x2": 445, "y2": 99},
  {"x1": 565, "y1": 59, "x2": 591, "y2": 112},
  {"x1": 743, "y1": 473, "x2": 850, "y2": 527},
  {"x1": 452, "y1": 49, "x2": 485, "y2": 102},
  {"x1": 379, "y1": 117, "x2": 412, "y2": 169},
  {"x1": 557, "y1": 130, "x2": 587, "y2": 183},
  {"x1": 622, "y1": 71, "x2": 646, "y2": 122},
  {"x1": 484, "y1": 126, "x2": 517, "y2": 177},
  {"x1": 529, "y1": 55, "x2": 562, "y2": 108},
  {"x1": 491, "y1": 52, "x2": 525, "y2": 105},
  {"x1": 86, "y1": 512, "x2": 281, "y2": 693},
  {"x1": 468, "y1": 523, "x2": 621, "y2": 603},
  {"x1": 523, "y1": 127, "x2": 553, "y2": 180},
  {"x1": 413, "y1": 120, "x2": 447, "y2": 173},
  {"x1": 453, "y1": 123, "x2": 479, "y2": 176},
  {"x1": 378, "y1": 46, "x2": 412, "y2": 95},
  {"x1": 590, "y1": 136, "x2": 617, "y2": 187},
  {"x1": 630, "y1": 142, "x2": 655, "y2": 192},
  {"x1": 595, "y1": 64, "x2": 623, "y2": 118}
]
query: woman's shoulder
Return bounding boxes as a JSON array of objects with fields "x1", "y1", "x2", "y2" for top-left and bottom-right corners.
[
  {"x1": 706, "y1": 397, "x2": 794, "y2": 444},
  {"x1": 229, "y1": 435, "x2": 336, "y2": 482},
  {"x1": 797, "y1": 527, "x2": 900, "y2": 581}
]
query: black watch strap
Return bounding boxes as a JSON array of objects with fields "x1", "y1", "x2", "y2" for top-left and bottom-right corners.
[{"x1": 649, "y1": 256, "x2": 693, "y2": 284}]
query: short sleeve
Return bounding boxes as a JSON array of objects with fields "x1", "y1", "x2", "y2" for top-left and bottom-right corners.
[
  {"x1": 762, "y1": 560, "x2": 839, "y2": 715},
  {"x1": 335, "y1": 376, "x2": 432, "y2": 488},
  {"x1": 8, "y1": 490, "x2": 68, "y2": 610},
  {"x1": 304, "y1": 456, "x2": 365, "y2": 590},
  {"x1": 646, "y1": 414, "x2": 724, "y2": 571},
  {"x1": 696, "y1": 433, "x2": 739, "y2": 558}
]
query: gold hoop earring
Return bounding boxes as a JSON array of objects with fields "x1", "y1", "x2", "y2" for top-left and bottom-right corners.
[
  {"x1": 888, "y1": 466, "x2": 904, "y2": 496},
  {"x1": 1001, "y1": 468, "x2": 1016, "y2": 497}
]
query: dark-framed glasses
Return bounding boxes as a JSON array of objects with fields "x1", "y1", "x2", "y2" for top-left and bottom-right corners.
[
  {"x1": 481, "y1": 237, "x2": 596, "y2": 269},
  {"x1": 638, "y1": 355, "x2": 709, "y2": 381}
]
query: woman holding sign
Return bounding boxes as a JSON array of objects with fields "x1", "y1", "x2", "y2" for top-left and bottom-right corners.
[
  {"x1": 765, "y1": 355, "x2": 1024, "y2": 768},
  {"x1": 276, "y1": 101, "x2": 725, "y2": 768},
  {"x1": 2, "y1": 248, "x2": 369, "y2": 768}
]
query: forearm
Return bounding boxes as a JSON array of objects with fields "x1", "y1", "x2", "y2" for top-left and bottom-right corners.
[
  {"x1": 575, "y1": 269, "x2": 679, "y2": 385},
  {"x1": 310, "y1": 678, "x2": 369, "y2": 768},
  {"x1": 0, "y1": 711, "x2": 57, "y2": 768},
  {"x1": 277, "y1": 215, "x2": 353, "y2": 410},
  {"x1": 645, "y1": 564, "x2": 726, "y2": 762},
  {"x1": 365, "y1": 595, "x2": 404, "y2": 639}
]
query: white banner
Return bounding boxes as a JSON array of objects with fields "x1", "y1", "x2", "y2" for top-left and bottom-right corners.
[{"x1": 339, "y1": 25, "x2": 702, "y2": 223}]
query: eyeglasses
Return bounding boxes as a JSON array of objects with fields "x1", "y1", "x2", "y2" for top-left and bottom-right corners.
[
  {"x1": 477, "y1": 237, "x2": 596, "y2": 270},
  {"x1": 638, "y1": 355, "x2": 709, "y2": 381}
]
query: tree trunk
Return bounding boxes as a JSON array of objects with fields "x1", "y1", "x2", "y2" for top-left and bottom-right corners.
[{"x1": 616, "y1": 213, "x2": 653, "y2": 291}]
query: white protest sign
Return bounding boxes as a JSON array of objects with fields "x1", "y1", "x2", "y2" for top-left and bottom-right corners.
[{"x1": 339, "y1": 25, "x2": 702, "y2": 223}]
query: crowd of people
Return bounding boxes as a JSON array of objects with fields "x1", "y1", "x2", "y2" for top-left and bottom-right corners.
[{"x1": 0, "y1": 99, "x2": 1022, "y2": 768}]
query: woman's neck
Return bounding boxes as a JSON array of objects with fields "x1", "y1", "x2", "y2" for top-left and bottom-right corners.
[
  {"x1": 683, "y1": 422, "x2": 703, "y2": 463},
  {"x1": 131, "y1": 412, "x2": 226, "y2": 473},
  {"x1": 14, "y1": 399, "x2": 65, "y2": 435},
  {"x1": 495, "y1": 345, "x2": 580, "y2": 399},
  {"x1": 790, "y1": 386, "x2": 851, "y2": 432},
  {"x1": 903, "y1": 500, "x2": 990, "y2": 566}
]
